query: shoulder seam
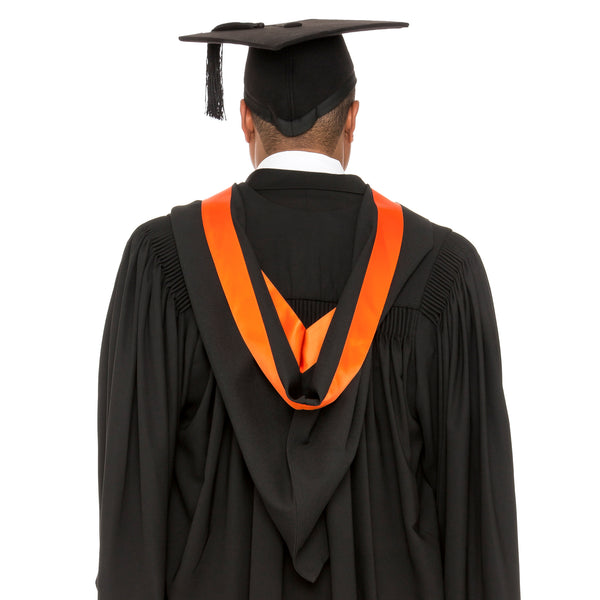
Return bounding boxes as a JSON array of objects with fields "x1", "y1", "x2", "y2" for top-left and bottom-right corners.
[
  {"x1": 419, "y1": 230, "x2": 478, "y2": 326},
  {"x1": 137, "y1": 215, "x2": 192, "y2": 314}
]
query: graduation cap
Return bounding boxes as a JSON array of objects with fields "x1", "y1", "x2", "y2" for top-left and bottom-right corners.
[{"x1": 179, "y1": 19, "x2": 409, "y2": 136}]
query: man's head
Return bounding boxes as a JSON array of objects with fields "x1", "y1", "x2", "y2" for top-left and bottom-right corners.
[
  {"x1": 239, "y1": 33, "x2": 360, "y2": 170},
  {"x1": 240, "y1": 88, "x2": 359, "y2": 170},
  {"x1": 178, "y1": 20, "x2": 408, "y2": 167}
]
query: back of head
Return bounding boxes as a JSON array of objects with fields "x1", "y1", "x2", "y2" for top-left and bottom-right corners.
[
  {"x1": 250, "y1": 87, "x2": 356, "y2": 155},
  {"x1": 243, "y1": 35, "x2": 357, "y2": 138}
]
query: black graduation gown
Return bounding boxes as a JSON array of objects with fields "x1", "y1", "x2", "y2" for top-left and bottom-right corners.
[{"x1": 96, "y1": 169, "x2": 520, "y2": 599}]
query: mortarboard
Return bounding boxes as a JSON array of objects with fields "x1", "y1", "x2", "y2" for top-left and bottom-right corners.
[{"x1": 179, "y1": 19, "x2": 409, "y2": 136}]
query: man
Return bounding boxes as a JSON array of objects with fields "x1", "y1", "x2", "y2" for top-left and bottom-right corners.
[{"x1": 96, "y1": 19, "x2": 521, "y2": 599}]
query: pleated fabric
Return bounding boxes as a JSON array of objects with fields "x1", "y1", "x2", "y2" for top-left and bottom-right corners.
[{"x1": 96, "y1": 170, "x2": 520, "y2": 599}]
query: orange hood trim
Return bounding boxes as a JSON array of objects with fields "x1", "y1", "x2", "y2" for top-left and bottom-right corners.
[{"x1": 201, "y1": 186, "x2": 404, "y2": 410}]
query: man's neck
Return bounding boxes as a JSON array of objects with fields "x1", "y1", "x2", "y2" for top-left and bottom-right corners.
[{"x1": 255, "y1": 150, "x2": 345, "y2": 175}]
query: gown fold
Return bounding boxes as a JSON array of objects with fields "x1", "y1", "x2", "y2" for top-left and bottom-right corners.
[
  {"x1": 416, "y1": 232, "x2": 521, "y2": 599},
  {"x1": 96, "y1": 218, "x2": 201, "y2": 599}
]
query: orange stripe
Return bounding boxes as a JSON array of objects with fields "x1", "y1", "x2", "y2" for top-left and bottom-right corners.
[
  {"x1": 201, "y1": 189, "x2": 288, "y2": 401},
  {"x1": 201, "y1": 187, "x2": 404, "y2": 410}
]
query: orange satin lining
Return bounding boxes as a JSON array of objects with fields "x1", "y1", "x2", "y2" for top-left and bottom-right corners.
[
  {"x1": 262, "y1": 271, "x2": 335, "y2": 373},
  {"x1": 201, "y1": 187, "x2": 404, "y2": 410}
]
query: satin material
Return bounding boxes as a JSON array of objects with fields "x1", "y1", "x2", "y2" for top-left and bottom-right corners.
[{"x1": 263, "y1": 270, "x2": 334, "y2": 373}]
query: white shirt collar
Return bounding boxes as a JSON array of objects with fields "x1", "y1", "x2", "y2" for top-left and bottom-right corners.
[{"x1": 255, "y1": 150, "x2": 345, "y2": 175}]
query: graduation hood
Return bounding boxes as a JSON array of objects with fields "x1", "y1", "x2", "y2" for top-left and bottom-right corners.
[{"x1": 170, "y1": 184, "x2": 433, "y2": 582}]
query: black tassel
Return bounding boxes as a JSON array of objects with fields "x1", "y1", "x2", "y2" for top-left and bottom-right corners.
[
  {"x1": 205, "y1": 42, "x2": 225, "y2": 120},
  {"x1": 203, "y1": 23, "x2": 264, "y2": 120}
]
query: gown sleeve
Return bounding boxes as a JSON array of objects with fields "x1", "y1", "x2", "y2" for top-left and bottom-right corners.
[
  {"x1": 417, "y1": 231, "x2": 521, "y2": 600},
  {"x1": 95, "y1": 219, "x2": 197, "y2": 599}
]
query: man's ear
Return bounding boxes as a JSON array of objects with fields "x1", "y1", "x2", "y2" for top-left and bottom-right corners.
[
  {"x1": 240, "y1": 99, "x2": 255, "y2": 143},
  {"x1": 345, "y1": 100, "x2": 359, "y2": 143}
]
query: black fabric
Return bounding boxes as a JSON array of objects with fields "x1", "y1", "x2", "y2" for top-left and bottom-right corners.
[
  {"x1": 243, "y1": 36, "x2": 357, "y2": 136},
  {"x1": 231, "y1": 180, "x2": 379, "y2": 406},
  {"x1": 96, "y1": 169, "x2": 521, "y2": 599}
]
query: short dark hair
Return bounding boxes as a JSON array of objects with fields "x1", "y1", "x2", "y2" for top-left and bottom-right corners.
[{"x1": 252, "y1": 88, "x2": 356, "y2": 156}]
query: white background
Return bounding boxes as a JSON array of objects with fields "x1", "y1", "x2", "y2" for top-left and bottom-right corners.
[{"x1": 1, "y1": 1, "x2": 598, "y2": 598}]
